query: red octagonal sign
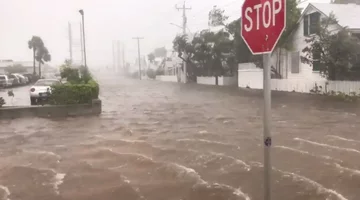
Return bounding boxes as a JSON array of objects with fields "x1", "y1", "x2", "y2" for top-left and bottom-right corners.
[{"x1": 241, "y1": 0, "x2": 286, "y2": 55}]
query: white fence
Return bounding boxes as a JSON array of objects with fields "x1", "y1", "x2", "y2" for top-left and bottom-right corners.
[
  {"x1": 238, "y1": 68, "x2": 360, "y2": 94},
  {"x1": 197, "y1": 76, "x2": 237, "y2": 86},
  {"x1": 155, "y1": 75, "x2": 178, "y2": 82}
]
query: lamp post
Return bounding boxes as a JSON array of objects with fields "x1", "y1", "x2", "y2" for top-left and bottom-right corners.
[{"x1": 79, "y1": 9, "x2": 87, "y2": 68}]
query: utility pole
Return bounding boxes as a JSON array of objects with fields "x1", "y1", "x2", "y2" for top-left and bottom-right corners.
[
  {"x1": 176, "y1": 1, "x2": 191, "y2": 83},
  {"x1": 80, "y1": 22, "x2": 84, "y2": 65},
  {"x1": 112, "y1": 40, "x2": 116, "y2": 72},
  {"x1": 117, "y1": 40, "x2": 121, "y2": 73},
  {"x1": 68, "y1": 22, "x2": 73, "y2": 63},
  {"x1": 133, "y1": 37, "x2": 144, "y2": 80},
  {"x1": 122, "y1": 43, "x2": 126, "y2": 74}
]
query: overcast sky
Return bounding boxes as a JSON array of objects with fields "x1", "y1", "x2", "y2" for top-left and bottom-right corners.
[{"x1": 0, "y1": 0, "x2": 329, "y2": 68}]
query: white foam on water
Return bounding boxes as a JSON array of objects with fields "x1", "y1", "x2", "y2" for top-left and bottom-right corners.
[
  {"x1": 208, "y1": 183, "x2": 251, "y2": 200},
  {"x1": 177, "y1": 138, "x2": 237, "y2": 147},
  {"x1": 170, "y1": 163, "x2": 207, "y2": 185},
  {"x1": 53, "y1": 173, "x2": 66, "y2": 195},
  {"x1": 209, "y1": 152, "x2": 251, "y2": 171},
  {"x1": 334, "y1": 163, "x2": 360, "y2": 176},
  {"x1": 294, "y1": 138, "x2": 360, "y2": 154},
  {"x1": 278, "y1": 170, "x2": 348, "y2": 200},
  {"x1": 0, "y1": 185, "x2": 11, "y2": 200},
  {"x1": 24, "y1": 150, "x2": 61, "y2": 160},
  {"x1": 249, "y1": 163, "x2": 348, "y2": 200},
  {"x1": 326, "y1": 135, "x2": 360, "y2": 143},
  {"x1": 104, "y1": 148, "x2": 154, "y2": 161},
  {"x1": 275, "y1": 146, "x2": 343, "y2": 163}
]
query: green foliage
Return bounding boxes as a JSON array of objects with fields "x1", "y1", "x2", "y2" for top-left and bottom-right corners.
[
  {"x1": 208, "y1": 6, "x2": 229, "y2": 26},
  {"x1": 28, "y1": 36, "x2": 51, "y2": 76},
  {"x1": 4, "y1": 64, "x2": 27, "y2": 74},
  {"x1": 0, "y1": 97, "x2": 5, "y2": 107},
  {"x1": 146, "y1": 68, "x2": 156, "y2": 79},
  {"x1": 148, "y1": 53, "x2": 155, "y2": 63},
  {"x1": 301, "y1": 14, "x2": 360, "y2": 80},
  {"x1": 155, "y1": 68, "x2": 164, "y2": 76},
  {"x1": 60, "y1": 66, "x2": 80, "y2": 83},
  {"x1": 153, "y1": 47, "x2": 167, "y2": 57},
  {"x1": 50, "y1": 79, "x2": 99, "y2": 105}
]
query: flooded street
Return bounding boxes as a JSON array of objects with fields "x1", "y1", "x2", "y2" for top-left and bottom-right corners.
[{"x1": 1, "y1": 73, "x2": 360, "y2": 200}]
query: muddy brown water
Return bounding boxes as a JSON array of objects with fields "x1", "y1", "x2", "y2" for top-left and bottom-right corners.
[{"x1": 0, "y1": 73, "x2": 360, "y2": 200}]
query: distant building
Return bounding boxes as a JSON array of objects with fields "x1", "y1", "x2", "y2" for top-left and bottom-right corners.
[{"x1": 0, "y1": 59, "x2": 54, "y2": 75}]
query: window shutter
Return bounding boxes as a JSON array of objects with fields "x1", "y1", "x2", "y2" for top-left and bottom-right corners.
[
  {"x1": 291, "y1": 52, "x2": 300, "y2": 73},
  {"x1": 310, "y1": 12, "x2": 320, "y2": 34},
  {"x1": 303, "y1": 15, "x2": 309, "y2": 36}
]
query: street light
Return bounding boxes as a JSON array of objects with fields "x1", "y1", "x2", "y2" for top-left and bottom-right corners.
[
  {"x1": 79, "y1": 9, "x2": 87, "y2": 68},
  {"x1": 169, "y1": 23, "x2": 183, "y2": 29}
]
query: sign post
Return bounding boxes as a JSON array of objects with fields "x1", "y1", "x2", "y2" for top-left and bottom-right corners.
[{"x1": 241, "y1": 1, "x2": 286, "y2": 200}]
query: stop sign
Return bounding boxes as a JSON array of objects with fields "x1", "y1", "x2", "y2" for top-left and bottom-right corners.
[{"x1": 241, "y1": 0, "x2": 286, "y2": 54}]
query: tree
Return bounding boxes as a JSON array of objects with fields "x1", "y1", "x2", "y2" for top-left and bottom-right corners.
[
  {"x1": 28, "y1": 36, "x2": 44, "y2": 75},
  {"x1": 301, "y1": 14, "x2": 360, "y2": 80},
  {"x1": 153, "y1": 47, "x2": 167, "y2": 57},
  {"x1": 4, "y1": 64, "x2": 27, "y2": 74},
  {"x1": 148, "y1": 53, "x2": 155, "y2": 63},
  {"x1": 208, "y1": 6, "x2": 229, "y2": 26},
  {"x1": 28, "y1": 36, "x2": 51, "y2": 77}
]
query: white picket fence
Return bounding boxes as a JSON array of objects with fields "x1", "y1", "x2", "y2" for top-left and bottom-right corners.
[
  {"x1": 238, "y1": 68, "x2": 360, "y2": 95},
  {"x1": 155, "y1": 75, "x2": 178, "y2": 82},
  {"x1": 196, "y1": 76, "x2": 237, "y2": 86}
]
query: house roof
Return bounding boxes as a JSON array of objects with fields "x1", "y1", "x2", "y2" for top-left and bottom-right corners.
[{"x1": 307, "y1": 3, "x2": 360, "y2": 29}]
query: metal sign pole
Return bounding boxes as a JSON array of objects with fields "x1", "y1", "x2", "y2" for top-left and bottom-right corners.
[{"x1": 263, "y1": 53, "x2": 272, "y2": 200}]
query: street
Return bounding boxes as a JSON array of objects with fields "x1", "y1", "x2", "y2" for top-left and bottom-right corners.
[{"x1": 0, "y1": 73, "x2": 360, "y2": 200}]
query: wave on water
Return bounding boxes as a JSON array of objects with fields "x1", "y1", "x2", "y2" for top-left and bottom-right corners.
[
  {"x1": 326, "y1": 135, "x2": 360, "y2": 143},
  {"x1": 53, "y1": 173, "x2": 66, "y2": 195},
  {"x1": 0, "y1": 185, "x2": 10, "y2": 200},
  {"x1": 250, "y1": 162, "x2": 348, "y2": 200},
  {"x1": 294, "y1": 138, "x2": 360, "y2": 154},
  {"x1": 275, "y1": 146, "x2": 343, "y2": 163}
]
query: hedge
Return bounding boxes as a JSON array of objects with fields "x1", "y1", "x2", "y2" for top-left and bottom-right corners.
[{"x1": 50, "y1": 79, "x2": 99, "y2": 105}]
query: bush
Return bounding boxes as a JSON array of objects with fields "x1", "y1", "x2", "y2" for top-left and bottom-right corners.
[
  {"x1": 50, "y1": 79, "x2": 99, "y2": 105},
  {"x1": 60, "y1": 67, "x2": 80, "y2": 83},
  {"x1": 155, "y1": 68, "x2": 164, "y2": 76},
  {"x1": 0, "y1": 97, "x2": 5, "y2": 107},
  {"x1": 146, "y1": 68, "x2": 156, "y2": 79}
]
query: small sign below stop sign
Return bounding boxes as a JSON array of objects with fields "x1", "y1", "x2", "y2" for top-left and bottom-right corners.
[{"x1": 241, "y1": 0, "x2": 286, "y2": 55}]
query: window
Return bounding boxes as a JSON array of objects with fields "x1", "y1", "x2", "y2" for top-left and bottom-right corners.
[
  {"x1": 312, "y1": 49, "x2": 321, "y2": 71},
  {"x1": 304, "y1": 12, "x2": 320, "y2": 36},
  {"x1": 291, "y1": 52, "x2": 300, "y2": 73}
]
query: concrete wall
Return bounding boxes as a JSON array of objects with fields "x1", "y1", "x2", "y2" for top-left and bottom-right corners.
[
  {"x1": 238, "y1": 66, "x2": 360, "y2": 94},
  {"x1": 196, "y1": 76, "x2": 237, "y2": 86},
  {"x1": 155, "y1": 75, "x2": 178, "y2": 82},
  {"x1": 0, "y1": 99, "x2": 102, "y2": 119}
]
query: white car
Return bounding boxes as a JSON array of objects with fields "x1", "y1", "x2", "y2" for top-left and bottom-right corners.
[
  {"x1": 29, "y1": 79, "x2": 61, "y2": 105},
  {"x1": 0, "y1": 75, "x2": 13, "y2": 88}
]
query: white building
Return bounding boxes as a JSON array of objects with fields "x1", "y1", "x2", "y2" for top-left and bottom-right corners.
[
  {"x1": 269, "y1": 3, "x2": 360, "y2": 82},
  {"x1": 238, "y1": 3, "x2": 360, "y2": 93}
]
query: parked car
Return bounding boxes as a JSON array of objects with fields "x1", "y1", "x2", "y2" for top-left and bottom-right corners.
[
  {"x1": 8, "y1": 74, "x2": 20, "y2": 86},
  {"x1": 29, "y1": 79, "x2": 61, "y2": 105},
  {"x1": 0, "y1": 75, "x2": 13, "y2": 88},
  {"x1": 13, "y1": 74, "x2": 27, "y2": 85},
  {"x1": 23, "y1": 73, "x2": 39, "y2": 83}
]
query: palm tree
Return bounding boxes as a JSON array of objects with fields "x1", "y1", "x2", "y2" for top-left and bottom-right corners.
[
  {"x1": 28, "y1": 36, "x2": 51, "y2": 77},
  {"x1": 28, "y1": 36, "x2": 44, "y2": 75}
]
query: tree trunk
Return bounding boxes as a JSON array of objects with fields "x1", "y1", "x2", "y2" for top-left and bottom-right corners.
[
  {"x1": 38, "y1": 62, "x2": 42, "y2": 78},
  {"x1": 33, "y1": 49, "x2": 36, "y2": 75}
]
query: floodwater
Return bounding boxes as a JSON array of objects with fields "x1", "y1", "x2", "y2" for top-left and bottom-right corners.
[{"x1": 1, "y1": 72, "x2": 360, "y2": 200}]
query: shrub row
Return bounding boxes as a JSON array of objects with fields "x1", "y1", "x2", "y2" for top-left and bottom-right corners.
[{"x1": 50, "y1": 79, "x2": 99, "y2": 105}]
